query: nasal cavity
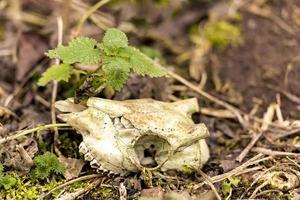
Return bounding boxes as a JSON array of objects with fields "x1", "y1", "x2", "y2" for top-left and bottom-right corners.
[{"x1": 134, "y1": 135, "x2": 170, "y2": 169}]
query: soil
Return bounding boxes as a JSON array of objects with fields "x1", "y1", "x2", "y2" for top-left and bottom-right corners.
[{"x1": 217, "y1": 4, "x2": 300, "y2": 119}]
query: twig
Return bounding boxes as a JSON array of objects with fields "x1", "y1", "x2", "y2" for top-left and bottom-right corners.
[
  {"x1": 236, "y1": 103, "x2": 275, "y2": 162},
  {"x1": 0, "y1": 123, "x2": 69, "y2": 144},
  {"x1": 244, "y1": 4, "x2": 295, "y2": 35},
  {"x1": 266, "y1": 84, "x2": 300, "y2": 105},
  {"x1": 236, "y1": 132, "x2": 263, "y2": 162},
  {"x1": 212, "y1": 155, "x2": 270, "y2": 183},
  {"x1": 251, "y1": 147, "x2": 300, "y2": 157},
  {"x1": 253, "y1": 189, "x2": 282, "y2": 199},
  {"x1": 198, "y1": 169, "x2": 222, "y2": 200},
  {"x1": 52, "y1": 16, "x2": 63, "y2": 149},
  {"x1": 200, "y1": 107, "x2": 236, "y2": 118},
  {"x1": 286, "y1": 157, "x2": 300, "y2": 170},
  {"x1": 272, "y1": 127, "x2": 300, "y2": 140},
  {"x1": 40, "y1": 174, "x2": 102, "y2": 199},
  {"x1": 56, "y1": 178, "x2": 103, "y2": 200},
  {"x1": 75, "y1": 0, "x2": 111, "y2": 35},
  {"x1": 164, "y1": 68, "x2": 246, "y2": 127},
  {"x1": 193, "y1": 154, "x2": 270, "y2": 190},
  {"x1": 248, "y1": 181, "x2": 269, "y2": 199},
  {"x1": 239, "y1": 167, "x2": 275, "y2": 199}
]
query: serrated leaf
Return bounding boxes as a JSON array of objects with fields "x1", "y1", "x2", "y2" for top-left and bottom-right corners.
[
  {"x1": 47, "y1": 37, "x2": 100, "y2": 64},
  {"x1": 102, "y1": 56, "x2": 130, "y2": 91},
  {"x1": 102, "y1": 28, "x2": 128, "y2": 51},
  {"x1": 119, "y1": 47, "x2": 166, "y2": 77},
  {"x1": 38, "y1": 64, "x2": 72, "y2": 86}
]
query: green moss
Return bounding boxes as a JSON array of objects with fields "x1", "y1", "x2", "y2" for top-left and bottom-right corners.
[
  {"x1": 181, "y1": 165, "x2": 194, "y2": 175},
  {"x1": 93, "y1": 187, "x2": 115, "y2": 199},
  {"x1": 184, "y1": 182, "x2": 194, "y2": 189},
  {"x1": 204, "y1": 20, "x2": 243, "y2": 48},
  {"x1": 30, "y1": 152, "x2": 65, "y2": 180},
  {"x1": 0, "y1": 172, "x2": 63, "y2": 199}
]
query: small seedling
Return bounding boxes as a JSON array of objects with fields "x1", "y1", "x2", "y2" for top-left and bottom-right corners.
[
  {"x1": 30, "y1": 152, "x2": 65, "y2": 180},
  {"x1": 38, "y1": 28, "x2": 166, "y2": 98},
  {"x1": 222, "y1": 176, "x2": 241, "y2": 199},
  {"x1": 0, "y1": 164, "x2": 17, "y2": 190}
]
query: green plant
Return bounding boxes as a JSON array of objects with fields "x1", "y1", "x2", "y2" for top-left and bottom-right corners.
[
  {"x1": 38, "y1": 28, "x2": 166, "y2": 93},
  {"x1": 222, "y1": 176, "x2": 241, "y2": 199},
  {"x1": 30, "y1": 152, "x2": 65, "y2": 180},
  {"x1": 0, "y1": 164, "x2": 17, "y2": 190},
  {"x1": 0, "y1": 171, "x2": 64, "y2": 199},
  {"x1": 204, "y1": 20, "x2": 243, "y2": 48}
]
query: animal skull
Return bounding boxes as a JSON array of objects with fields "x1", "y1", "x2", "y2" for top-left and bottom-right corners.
[{"x1": 55, "y1": 97, "x2": 210, "y2": 175}]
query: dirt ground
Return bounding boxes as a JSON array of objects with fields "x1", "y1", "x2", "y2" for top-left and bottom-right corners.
[{"x1": 1, "y1": 0, "x2": 300, "y2": 199}]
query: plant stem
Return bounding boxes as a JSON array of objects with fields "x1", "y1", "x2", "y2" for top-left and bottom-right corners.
[
  {"x1": 0, "y1": 123, "x2": 70, "y2": 144},
  {"x1": 75, "y1": 0, "x2": 111, "y2": 35}
]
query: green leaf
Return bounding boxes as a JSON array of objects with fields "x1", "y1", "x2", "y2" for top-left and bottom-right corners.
[
  {"x1": 0, "y1": 175, "x2": 17, "y2": 190},
  {"x1": 222, "y1": 176, "x2": 240, "y2": 195},
  {"x1": 221, "y1": 180, "x2": 232, "y2": 195},
  {"x1": 102, "y1": 56, "x2": 130, "y2": 91},
  {"x1": 119, "y1": 47, "x2": 166, "y2": 77},
  {"x1": 31, "y1": 152, "x2": 65, "y2": 180},
  {"x1": 102, "y1": 28, "x2": 128, "y2": 51},
  {"x1": 38, "y1": 64, "x2": 72, "y2": 86},
  {"x1": 228, "y1": 176, "x2": 240, "y2": 187},
  {"x1": 47, "y1": 37, "x2": 100, "y2": 64}
]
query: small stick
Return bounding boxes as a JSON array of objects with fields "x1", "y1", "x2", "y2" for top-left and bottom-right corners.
[
  {"x1": 251, "y1": 147, "x2": 300, "y2": 157},
  {"x1": 52, "y1": 16, "x2": 63, "y2": 148},
  {"x1": 165, "y1": 68, "x2": 246, "y2": 127},
  {"x1": 236, "y1": 103, "x2": 275, "y2": 162},
  {"x1": 211, "y1": 154, "x2": 271, "y2": 183},
  {"x1": 56, "y1": 178, "x2": 103, "y2": 200},
  {"x1": 236, "y1": 132, "x2": 263, "y2": 162},
  {"x1": 248, "y1": 181, "x2": 269, "y2": 199},
  {"x1": 194, "y1": 154, "x2": 270, "y2": 190},
  {"x1": 0, "y1": 123, "x2": 69, "y2": 144},
  {"x1": 75, "y1": 0, "x2": 111, "y2": 35},
  {"x1": 239, "y1": 167, "x2": 275, "y2": 199},
  {"x1": 198, "y1": 169, "x2": 222, "y2": 200},
  {"x1": 266, "y1": 84, "x2": 300, "y2": 105},
  {"x1": 40, "y1": 174, "x2": 102, "y2": 199},
  {"x1": 272, "y1": 127, "x2": 300, "y2": 140}
]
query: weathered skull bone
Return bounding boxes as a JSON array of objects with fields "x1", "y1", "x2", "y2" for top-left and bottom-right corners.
[{"x1": 55, "y1": 97, "x2": 210, "y2": 175}]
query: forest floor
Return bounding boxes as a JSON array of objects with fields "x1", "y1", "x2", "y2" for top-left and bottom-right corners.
[{"x1": 1, "y1": 0, "x2": 300, "y2": 199}]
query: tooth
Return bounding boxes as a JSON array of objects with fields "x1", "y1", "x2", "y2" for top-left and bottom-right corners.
[
  {"x1": 108, "y1": 171, "x2": 117, "y2": 176},
  {"x1": 97, "y1": 166, "x2": 108, "y2": 173},
  {"x1": 90, "y1": 159, "x2": 100, "y2": 169},
  {"x1": 84, "y1": 152, "x2": 94, "y2": 161},
  {"x1": 79, "y1": 142, "x2": 88, "y2": 154}
]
